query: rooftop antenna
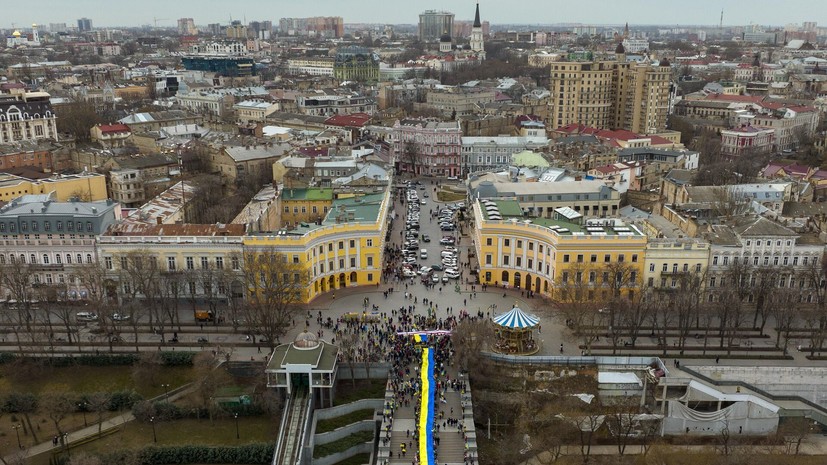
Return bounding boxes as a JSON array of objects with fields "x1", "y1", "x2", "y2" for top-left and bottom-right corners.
[{"x1": 719, "y1": 9, "x2": 723, "y2": 32}]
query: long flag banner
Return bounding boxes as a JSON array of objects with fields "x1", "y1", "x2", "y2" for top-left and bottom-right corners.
[{"x1": 418, "y1": 347, "x2": 436, "y2": 465}]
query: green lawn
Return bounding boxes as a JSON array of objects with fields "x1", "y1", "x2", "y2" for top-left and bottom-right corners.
[
  {"x1": 334, "y1": 379, "x2": 385, "y2": 406},
  {"x1": 0, "y1": 365, "x2": 194, "y2": 398},
  {"x1": 436, "y1": 190, "x2": 466, "y2": 202},
  {"x1": 313, "y1": 430, "x2": 374, "y2": 459},
  {"x1": 316, "y1": 409, "x2": 376, "y2": 433},
  {"x1": 32, "y1": 416, "x2": 278, "y2": 465}
]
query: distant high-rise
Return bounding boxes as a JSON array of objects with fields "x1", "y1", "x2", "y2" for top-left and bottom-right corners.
[
  {"x1": 226, "y1": 21, "x2": 248, "y2": 39},
  {"x1": 419, "y1": 10, "x2": 454, "y2": 42},
  {"x1": 278, "y1": 17, "x2": 343, "y2": 38},
  {"x1": 177, "y1": 18, "x2": 196, "y2": 35},
  {"x1": 77, "y1": 17, "x2": 92, "y2": 32},
  {"x1": 49, "y1": 23, "x2": 67, "y2": 33}
]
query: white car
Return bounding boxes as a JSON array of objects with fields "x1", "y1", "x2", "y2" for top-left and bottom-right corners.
[
  {"x1": 402, "y1": 268, "x2": 417, "y2": 277},
  {"x1": 441, "y1": 250, "x2": 456, "y2": 258},
  {"x1": 76, "y1": 312, "x2": 98, "y2": 322},
  {"x1": 445, "y1": 270, "x2": 460, "y2": 279},
  {"x1": 419, "y1": 266, "x2": 432, "y2": 275},
  {"x1": 442, "y1": 246, "x2": 458, "y2": 254},
  {"x1": 404, "y1": 257, "x2": 417, "y2": 264}
]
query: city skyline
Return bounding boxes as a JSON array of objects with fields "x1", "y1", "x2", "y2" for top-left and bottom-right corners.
[{"x1": 3, "y1": 0, "x2": 824, "y2": 30}]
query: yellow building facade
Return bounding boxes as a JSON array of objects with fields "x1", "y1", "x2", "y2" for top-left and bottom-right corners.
[
  {"x1": 643, "y1": 238, "x2": 710, "y2": 291},
  {"x1": 473, "y1": 201, "x2": 647, "y2": 302},
  {"x1": 244, "y1": 190, "x2": 390, "y2": 302},
  {"x1": 0, "y1": 172, "x2": 108, "y2": 203},
  {"x1": 279, "y1": 188, "x2": 334, "y2": 226}
]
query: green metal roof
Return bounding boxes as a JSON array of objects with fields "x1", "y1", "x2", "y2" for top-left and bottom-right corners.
[{"x1": 282, "y1": 188, "x2": 334, "y2": 201}]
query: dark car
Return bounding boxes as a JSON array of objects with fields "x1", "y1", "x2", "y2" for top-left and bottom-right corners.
[{"x1": 422, "y1": 234, "x2": 431, "y2": 242}]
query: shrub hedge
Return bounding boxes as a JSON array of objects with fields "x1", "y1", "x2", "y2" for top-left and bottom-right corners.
[
  {"x1": 98, "y1": 443, "x2": 275, "y2": 464},
  {"x1": 0, "y1": 352, "x2": 198, "y2": 367}
]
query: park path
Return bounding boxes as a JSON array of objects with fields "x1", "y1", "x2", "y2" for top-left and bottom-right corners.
[{"x1": 3, "y1": 382, "x2": 195, "y2": 462}]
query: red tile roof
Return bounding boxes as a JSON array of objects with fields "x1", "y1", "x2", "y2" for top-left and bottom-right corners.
[
  {"x1": 98, "y1": 123, "x2": 131, "y2": 134},
  {"x1": 324, "y1": 113, "x2": 371, "y2": 128},
  {"x1": 649, "y1": 135, "x2": 675, "y2": 145}
]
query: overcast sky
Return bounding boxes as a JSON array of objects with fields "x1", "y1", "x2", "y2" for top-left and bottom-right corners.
[{"x1": 5, "y1": 0, "x2": 823, "y2": 29}]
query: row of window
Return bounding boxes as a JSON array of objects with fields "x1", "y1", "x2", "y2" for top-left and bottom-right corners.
[
  {"x1": 0, "y1": 253, "x2": 93, "y2": 265},
  {"x1": 284, "y1": 205, "x2": 329, "y2": 215},
  {"x1": 315, "y1": 255, "x2": 374, "y2": 275},
  {"x1": 564, "y1": 253, "x2": 638, "y2": 264},
  {"x1": 311, "y1": 238, "x2": 373, "y2": 257},
  {"x1": 561, "y1": 270, "x2": 638, "y2": 284},
  {"x1": 0, "y1": 220, "x2": 93, "y2": 233},
  {"x1": 104, "y1": 255, "x2": 239, "y2": 272},
  {"x1": 712, "y1": 255, "x2": 816, "y2": 267},
  {"x1": 649, "y1": 263, "x2": 704, "y2": 273}
]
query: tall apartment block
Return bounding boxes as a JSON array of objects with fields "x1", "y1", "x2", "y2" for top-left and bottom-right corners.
[
  {"x1": 419, "y1": 10, "x2": 454, "y2": 42},
  {"x1": 548, "y1": 48, "x2": 672, "y2": 134},
  {"x1": 77, "y1": 17, "x2": 93, "y2": 32}
]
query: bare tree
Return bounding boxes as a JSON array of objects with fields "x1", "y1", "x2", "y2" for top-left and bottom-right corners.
[
  {"x1": 672, "y1": 269, "x2": 706, "y2": 351},
  {"x1": 86, "y1": 391, "x2": 112, "y2": 438},
  {"x1": 116, "y1": 250, "x2": 161, "y2": 330},
  {"x1": 648, "y1": 292, "x2": 675, "y2": 356},
  {"x1": 771, "y1": 284, "x2": 801, "y2": 353},
  {"x1": 620, "y1": 290, "x2": 652, "y2": 348},
  {"x1": 802, "y1": 309, "x2": 826, "y2": 357},
  {"x1": 716, "y1": 288, "x2": 748, "y2": 354},
  {"x1": 0, "y1": 260, "x2": 39, "y2": 351},
  {"x1": 241, "y1": 248, "x2": 308, "y2": 349},
  {"x1": 452, "y1": 318, "x2": 495, "y2": 371},
  {"x1": 338, "y1": 331, "x2": 360, "y2": 387},
  {"x1": 711, "y1": 186, "x2": 746, "y2": 219},
  {"x1": 42, "y1": 386, "x2": 76, "y2": 438},
  {"x1": 556, "y1": 262, "x2": 604, "y2": 355},
  {"x1": 192, "y1": 352, "x2": 231, "y2": 415},
  {"x1": 604, "y1": 397, "x2": 640, "y2": 456},
  {"x1": 402, "y1": 140, "x2": 421, "y2": 176},
  {"x1": 777, "y1": 417, "x2": 812, "y2": 455},
  {"x1": 751, "y1": 266, "x2": 784, "y2": 334}
]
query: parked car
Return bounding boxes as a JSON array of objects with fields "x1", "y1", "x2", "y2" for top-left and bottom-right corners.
[
  {"x1": 76, "y1": 312, "x2": 98, "y2": 322},
  {"x1": 422, "y1": 234, "x2": 431, "y2": 242}
]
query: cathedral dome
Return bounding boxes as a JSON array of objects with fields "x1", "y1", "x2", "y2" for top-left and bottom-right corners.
[
  {"x1": 12, "y1": 31, "x2": 21, "y2": 37},
  {"x1": 440, "y1": 32, "x2": 451, "y2": 43}
]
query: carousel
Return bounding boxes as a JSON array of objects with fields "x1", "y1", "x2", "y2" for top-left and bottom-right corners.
[{"x1": 492, "y1": 306, "x2": 540, "y2": 355}]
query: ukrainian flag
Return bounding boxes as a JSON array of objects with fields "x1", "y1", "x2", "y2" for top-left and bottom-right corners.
[{"x1": 418, "y1": 347, "x2": 436, "y2": 465}]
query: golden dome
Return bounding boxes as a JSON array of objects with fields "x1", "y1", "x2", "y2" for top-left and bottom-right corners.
[
  {"x1": 12, "y1": 31, "x2": 21, "y2": 37},
  {"x1": 32, "y1": 24, "x2": 37, "y2": 28}
]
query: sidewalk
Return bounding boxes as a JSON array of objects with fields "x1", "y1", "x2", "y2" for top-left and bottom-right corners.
[{"x1": 5, "y1": 382, "x2": 195, "y2": 461}]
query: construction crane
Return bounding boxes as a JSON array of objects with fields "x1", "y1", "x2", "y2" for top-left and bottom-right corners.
[{"x1": 153, "y1": 17, "x2": 170, "y2": 28}]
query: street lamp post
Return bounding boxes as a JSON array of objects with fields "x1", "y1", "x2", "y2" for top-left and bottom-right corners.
[
  {"x1": 162, "y1": 384, "x2": 170, "y2": 402},
  {"x1": 150, "y1": 416, "x2": 157, "y2": 443},
  {"x1": 234, "y1": 413, "x2": 239, "y2": 439},
  {"x1": 63, "y1": 432, "x2": 70, "y2": 457},
  {"x1": 78, "y1": 402, "x2": 88, "y2": 426},
  {"x1": 12, "y1": 424, "x2": 21, "y2": 449}
]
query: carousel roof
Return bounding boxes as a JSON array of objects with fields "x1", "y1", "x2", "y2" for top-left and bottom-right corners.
[{"x1": 493, "y1": 307, "x2": 539, "y2": 329}]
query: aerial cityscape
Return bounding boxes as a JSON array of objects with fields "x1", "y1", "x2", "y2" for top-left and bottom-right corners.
[{"x1": 1, "y1": 3, "x2": 827, "y2": 465}]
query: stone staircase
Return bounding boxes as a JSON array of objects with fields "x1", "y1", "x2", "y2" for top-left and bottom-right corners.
[{"x1": 377, "y1": 371, "x2": 478, "y2": 465}]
